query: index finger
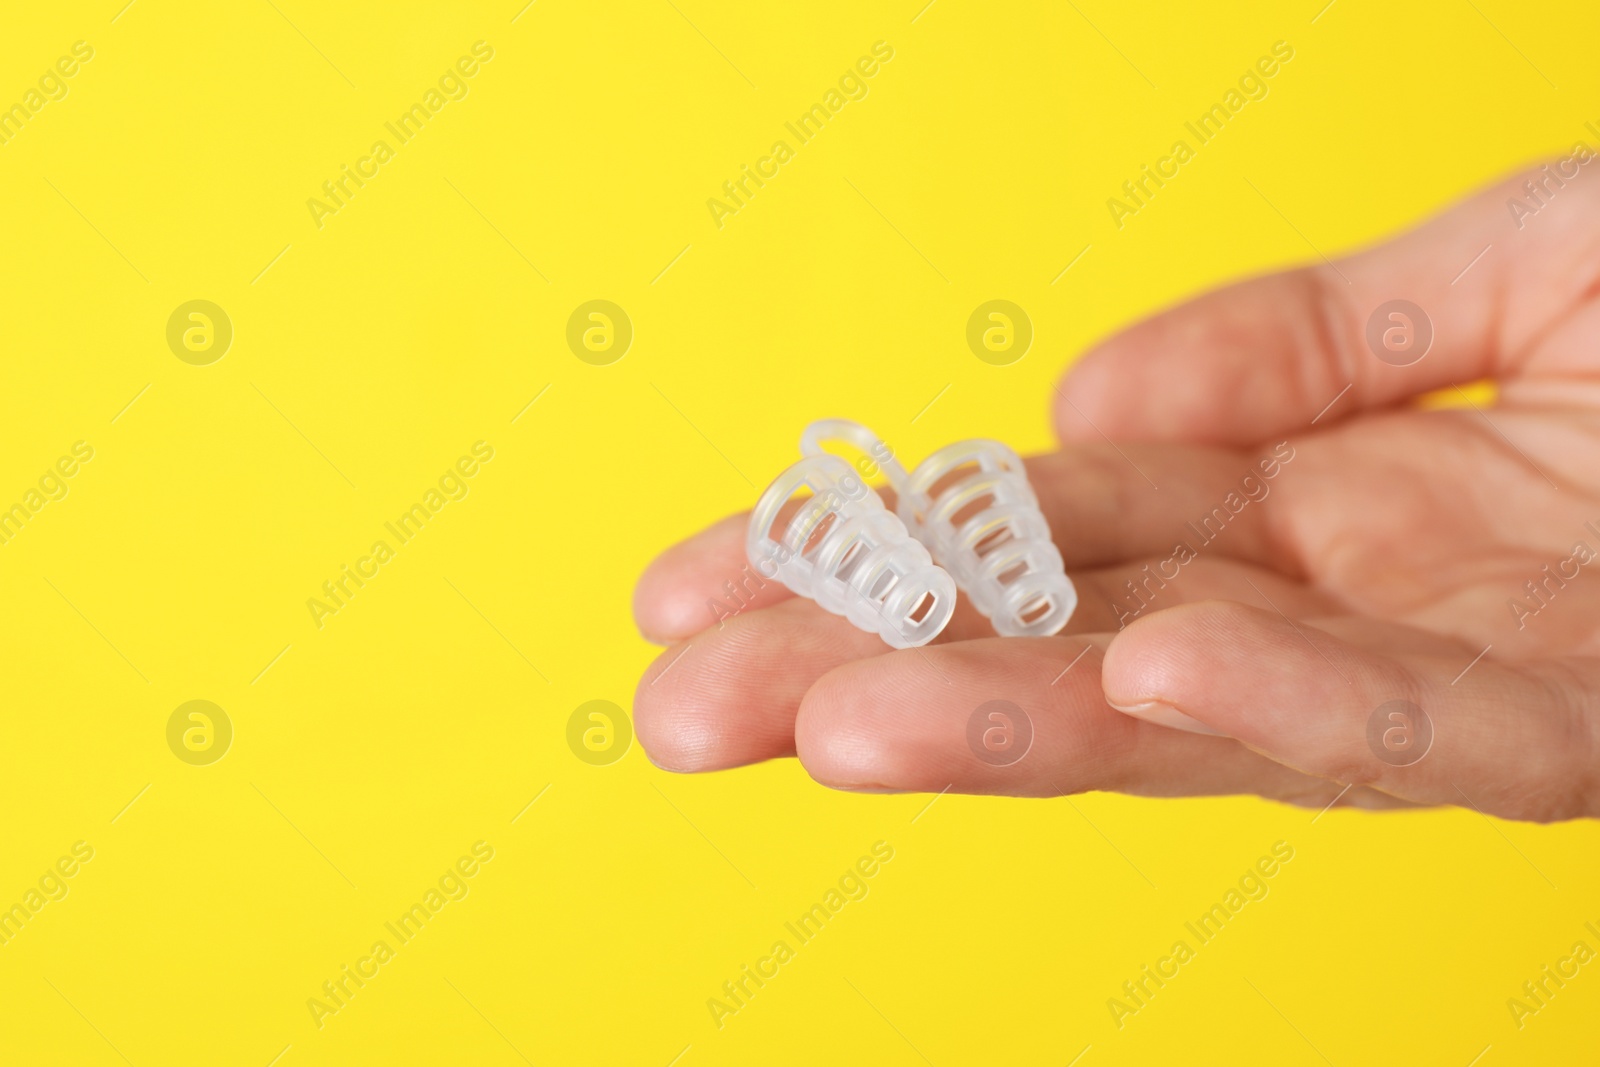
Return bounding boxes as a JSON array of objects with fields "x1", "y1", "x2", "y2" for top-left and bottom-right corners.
[{"x1": 1056, "y1": 161, "x2": 1600, "y2": 446}]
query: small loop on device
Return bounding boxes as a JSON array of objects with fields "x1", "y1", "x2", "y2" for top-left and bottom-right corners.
[{"x1": 798, "y1": 419, "x2": 911, "y2": 493}]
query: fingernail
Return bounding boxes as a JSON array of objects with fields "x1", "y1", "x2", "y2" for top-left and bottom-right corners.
[{"x1": 1107, "y1": 700, "x2": 1227, "y2": 737}]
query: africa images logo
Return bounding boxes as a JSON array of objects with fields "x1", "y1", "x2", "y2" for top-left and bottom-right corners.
[
  {"x1": 306, "y1": 42, "x2": 496, "y2": 230},
  {"x1": 705, "y1": 41, "x2": 895, "y2": 229}
]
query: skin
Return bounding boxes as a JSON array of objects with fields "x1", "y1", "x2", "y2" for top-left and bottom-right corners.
[{"x1": 631, "y1": 161, "x2": 1600, "y2": 823}]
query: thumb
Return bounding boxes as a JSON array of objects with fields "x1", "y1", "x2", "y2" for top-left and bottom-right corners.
[{"x1": 1099, "y1": 601, "x2": 1598, "y2": 823}]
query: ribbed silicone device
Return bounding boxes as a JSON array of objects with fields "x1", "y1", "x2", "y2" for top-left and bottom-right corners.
[
  {"x1": 800, "y1": 419, "x2": 1077, "y2": 638},
  {"x1": 747, "y1": 452, "x2": 956, "y2": 648}
]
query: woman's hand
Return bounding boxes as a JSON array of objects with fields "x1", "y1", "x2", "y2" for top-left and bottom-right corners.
[{"x1": 631, "y1": 163, "x2": 1600, "y2": 823}]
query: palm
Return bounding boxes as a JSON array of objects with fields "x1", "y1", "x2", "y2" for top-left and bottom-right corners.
[{"x1": 1253, "y1": 399, "x2": 1600, "y2": 656}]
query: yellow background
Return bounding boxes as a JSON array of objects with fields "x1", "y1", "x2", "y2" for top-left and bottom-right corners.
[{"x1": 1, "y1": 0, "x2": 1596, "y2": 1063}]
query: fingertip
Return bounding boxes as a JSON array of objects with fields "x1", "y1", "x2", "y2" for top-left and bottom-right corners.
[
  {"x1": 635, "y1": 599, "x2": 868, "y2": 775},
  {"x1": 633, "y1": 512, "x2": 789, "y2": 644},
  {"x1": 632, "y1": 643, "x2": 725, "y2": 772},
  {"x1": 1054, "y1": 298, "x2": 1220, "y2": 445},
  {"x1": 630, "y1": 591, "x2": 694, "y2": 649},
  {"x1": 795, "y1": 637, "x2": 1120, "y2": 796},
  {"x1": 1053, "y1": 347, "x2": 1120, "y2": 445},
  {"x1": 794, "y1": 655, "x2": 921, "y2": 792},
  {"x1": 631, "y1": 514, "x2": 737, "y2": 644},
  {"x1": 1100, "y1": 600, "x2": 1294, "y2": 717},
  {"x1": 795, "y1": 643, "x2": 1025, "y2": 794},
  {"x1": 1101, "y1": 600, "x2": 1392, "y2": 754},
  {"x1": 633, "y1": 631, "x2": 798, "y2": 773}
]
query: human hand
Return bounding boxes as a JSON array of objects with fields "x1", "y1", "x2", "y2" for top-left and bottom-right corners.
[{"x1": 632, "y1": 162, "x2": 1600, "y2": 823}]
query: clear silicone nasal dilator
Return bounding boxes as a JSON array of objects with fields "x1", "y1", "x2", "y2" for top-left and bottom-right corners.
[
  {"x1": 799, "y1": 419, "x2": 1077, "y2": 638},
  {"x1": 747, "y1": 451, "x2": 956, "y2": 649}
]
